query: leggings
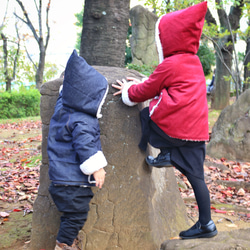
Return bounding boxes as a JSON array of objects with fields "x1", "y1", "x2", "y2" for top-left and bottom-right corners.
[{"x1": 185, "y1": 173, "x2": 211, "y2": 225}]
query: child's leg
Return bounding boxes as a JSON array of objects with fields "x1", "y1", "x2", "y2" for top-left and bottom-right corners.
[
  {"x1": 185, "y1": 173, "x2": 211, "y2": 225},
  {"x1": 179, "y1": 172, "x2": 217, "y2": 239},
  {"x1": 49, "y1": 185, "x2": 94, "y2": 246},
  {"x1": 57, "y1": 211, "x2": 88, "y2": 246}
]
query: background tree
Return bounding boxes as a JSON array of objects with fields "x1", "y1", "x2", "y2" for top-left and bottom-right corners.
[
  {"x1": 205, "y1": 0, "x2": 245, "y2": 109},
  {"x1": 0, "y1": 0, "x2": 20, "y2": 92},
  {"x1": 14, "y1": 0, "x2": 51, "y2": 89},
  {"x1": 243, "y1": 4, "x2": 250, "y2": 91},
  {"x1": 80, "y1": 0, "x2": 130, "y2": 67}
]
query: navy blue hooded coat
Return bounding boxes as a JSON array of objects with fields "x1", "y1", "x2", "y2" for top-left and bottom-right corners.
[{"x1": 47, "y1": 50, "x2": 108, "y2": 186}]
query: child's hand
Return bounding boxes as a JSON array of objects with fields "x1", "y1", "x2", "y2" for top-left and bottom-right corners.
[
  {"x1": 93, "y1": 168, "x2": 106, "y2": 189},
  {"x1": 112, "y1": 77, "x2": 142, "y2": 96},
  {"x1": 112, "y1": 79, "x2": 126, "y2": 96}
]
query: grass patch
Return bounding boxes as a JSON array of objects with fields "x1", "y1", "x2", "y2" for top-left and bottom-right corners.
[
  {"x1": 208, "y1": 109, "x2": 221, "y2": 131},
  {"x1": 22, "y1": 155, "x2": 42, "y2": 168},
  {"x1": 0, "y1": 212, "x2": 32, "y2": 249},
  {"x1": 0, "y1": 116, "x2": 40, "y2": 124}
]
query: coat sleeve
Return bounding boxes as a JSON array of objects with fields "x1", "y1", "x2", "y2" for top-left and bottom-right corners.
[
  {"x1": 123, "y1": 62, "x2": 171, "y2": 104},
  {"x1": 70, "y1": 121, "x2": 107, "y2": 175}
]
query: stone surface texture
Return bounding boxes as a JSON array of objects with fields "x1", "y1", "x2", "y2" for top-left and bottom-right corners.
[
  {"x1": 207, "y1": 89, "x2": 250, "y2": 162},
  {"x1": 30, "y1": 67, "x2": 188, "y2": 250},
  {"x1": 129, "y1": 5, "x2": 158, "y2": 66}
]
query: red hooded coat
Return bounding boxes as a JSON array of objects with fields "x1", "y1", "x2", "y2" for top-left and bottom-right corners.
[{"x1": 122, "y1": 1, "x2": 209, "y2": 141}]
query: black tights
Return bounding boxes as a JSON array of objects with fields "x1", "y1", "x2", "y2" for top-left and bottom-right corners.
[{"x1": 185, "y1": 173, "x2": 211, "y2": 225}]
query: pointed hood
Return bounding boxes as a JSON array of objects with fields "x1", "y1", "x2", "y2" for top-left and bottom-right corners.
[
  {"x1": 155, "y1": 1, "x2": 207, "y2": 63},
  {"x1": 62, "y1": 50, "x2": 108, "y2": 117}
]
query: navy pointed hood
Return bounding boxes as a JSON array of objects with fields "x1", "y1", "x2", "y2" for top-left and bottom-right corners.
[{"x1": 62, "y1": 50, "x2": 108, "y2": 117}]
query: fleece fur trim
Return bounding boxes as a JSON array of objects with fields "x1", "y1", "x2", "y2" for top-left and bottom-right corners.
[
  {"x1": 155, "y1": 15, "x2": 164, "y2": 64},
  {"x1": 122, "y1": 81, "x2": 138, "y2": 106},
  {"x1": 97, "y1": 85, "x2": 109, "y2": 119},
  {"x1": 80, "y1": 151, "x2": 107, "y2": 175}
]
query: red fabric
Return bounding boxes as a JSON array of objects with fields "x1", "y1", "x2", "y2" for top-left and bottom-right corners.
[
  {"x1": 128, "y1": 2, "x2": 209, "y2": 141},
  {"x1": 159, "y1": 1, "x2": 207, "y2": 58}
]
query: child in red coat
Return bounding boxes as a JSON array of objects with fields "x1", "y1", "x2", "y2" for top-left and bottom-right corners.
[{"x1": 112, "y1": 1, "x2": 217, "y2": 239}]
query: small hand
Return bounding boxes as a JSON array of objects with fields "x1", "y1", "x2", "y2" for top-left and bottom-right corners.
[
  {"x1": 93, "y1": 168, "x2": 106, "y2": 189},
  {"x1": 112, "y1": 79, "x2": 126, "y2": 96}
]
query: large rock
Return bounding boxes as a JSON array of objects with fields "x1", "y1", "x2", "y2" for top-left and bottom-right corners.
[
  {"x1": 130, "y1": 5, "x2": 158, "y2": 66},
  {"x1": 160, "y1": 228, "x2": 250, "y2": 250},
  {"x1": 30, "y1": 66, "x2": 188, "y2": 250},
  {"x1": 207, "y1": 89, "x2": 250, "y2": 161}
]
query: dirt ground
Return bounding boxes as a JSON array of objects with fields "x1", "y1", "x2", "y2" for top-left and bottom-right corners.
[
  {"x1": 0, "y1": 119, "x2": 41, "y2": 250},
  {"x1": 0, "y1": 116, "x2": 250, "y2": 249}
]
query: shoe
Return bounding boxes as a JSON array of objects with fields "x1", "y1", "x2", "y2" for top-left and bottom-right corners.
[
  {"x1": 54, "y1": 240, "x2": 78, "y2": 250},
  {"x1": 179, "y1": 220, "x2": 218, "y2": 239},
  {"x1": 145, "y1": 152, "x2": 172, "y2": 168}
]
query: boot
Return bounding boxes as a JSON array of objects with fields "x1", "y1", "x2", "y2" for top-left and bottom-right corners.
[
  {"x1": 54, "y1": 240, "x2": 79, "y2": 250},
  {"x1": 145, "y1": 151, "x2": 172, "y2": 168}
]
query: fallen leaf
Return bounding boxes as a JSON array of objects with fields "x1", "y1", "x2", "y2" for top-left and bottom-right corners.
[
  {"x1": 226, "y1": 224, "x2": 238, "y2": 228},
  {"x1": 0, "y1": 212, "x2": 10, "y2": 217},
  {"x1": 214, "y1": 209, "x2": 227, "y2": 214},
  {"x1": 237, "y1": 188, "x2": 246, "y2": 196}
]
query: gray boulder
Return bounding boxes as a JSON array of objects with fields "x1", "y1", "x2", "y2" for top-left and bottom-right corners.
[
  {"x1": 207, "y1": 89, "x2": 250, "y2": 161},
  {"x1": 161, "y1": 228, "x2": 250, "y2": 250},
  {"x1": 130, "y1": 5, "x2": 158, "y2": 66},
  {"x1": 30, "y1": 67, "x2": 188, "y2": 250}
]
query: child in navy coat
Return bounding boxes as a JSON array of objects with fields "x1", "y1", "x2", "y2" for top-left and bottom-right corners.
[{"x1": 47, "y1": 50, "x2": 108, "y2": 249}]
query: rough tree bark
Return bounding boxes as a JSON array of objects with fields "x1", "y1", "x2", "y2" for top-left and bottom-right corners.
[{"x1": 80, "y1": 0, "x2": 130, "y2": 67}]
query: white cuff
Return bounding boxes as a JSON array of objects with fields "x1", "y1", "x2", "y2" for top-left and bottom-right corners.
[
  {"x1": 121, "y1": 82, "x2": 138, "y2": 106},
  {"x1": 80, "y1": 151, "x2": 107, "y2": 175}
]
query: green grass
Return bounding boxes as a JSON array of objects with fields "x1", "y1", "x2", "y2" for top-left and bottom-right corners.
[
  {"x1": 208, "y1": 109, "x2": 221, "y2": 130},
  {"x1": 0, "y1": 116, "x2": 41, "y2": 124},
  {"x1": 22, "y1": 155, "x2": 42, "y2": 168}
]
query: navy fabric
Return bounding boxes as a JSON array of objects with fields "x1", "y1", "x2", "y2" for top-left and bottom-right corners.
[
  {"x1": 47, "y1": 50, "x2": 108, "y2": 186},
  {"x1": 185, "y1": 173, "x2": 211, "y2": 225},
  {"x1": 49, "y1": 184, "x2": 94, "y2": 246},
  {"x1": 139, "y1": 107, "x2": 205, "y2": 179},
  {"x1": 139, "y1": 107, "x2": 211, "y2": 224},
  {"x1": 62, "y1": 50, "x2": 107, "y2": 116}
]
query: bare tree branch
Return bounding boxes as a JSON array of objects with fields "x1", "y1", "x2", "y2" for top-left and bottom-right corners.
[
  {"x1": 45, "y1": 0, "x2": 51, "y2": 50},
  {"x1": 14, "y1": 0, "x2": 39, "y2": 42},
  {"x1": 24, "y1": 43, "x2": 38, "y2": 70},
  {"x1": 226, "y1": 15, "x2": 241, "y2": 98},
  {"x1": 1, "y1": 0, "x2": 9, "y2": 28},
  {"x1": 203, "y1": 33, "x2": 238, "y2": 87},
  {"x1": 12, "y1": 20, "x2": 21, "y2": 81}
]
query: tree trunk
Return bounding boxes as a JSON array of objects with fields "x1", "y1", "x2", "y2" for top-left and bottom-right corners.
[
  {"x1": 206, "y1": 0, "x2": 244, "y2": 109},
  {"x1": 243, "y1": 19, "x2": 250, "y2": 92},
  {"x1": 1, "y1": 33, "x2": 12, "y2": 92},
  {"x1": 211, "y1": 49, "x2": 231, "y2": 109},
  {"x1": 80, "y1": 0, "x2": 130, "y2": 67},
  {"x1": 36, "y1": 39, "x2": 46, "y2": 89}
]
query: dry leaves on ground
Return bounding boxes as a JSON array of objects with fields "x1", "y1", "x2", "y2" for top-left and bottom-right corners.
[
  {"x1": 176, "y1": 156, "x2": 250, "y2": 224},
  {"x1": 0, "y1": 120, "x2": 42, "y2": 222}
]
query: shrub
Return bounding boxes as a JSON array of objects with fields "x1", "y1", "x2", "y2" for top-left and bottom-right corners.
[
  {"x1": 126, "y1": 63, "x2": 157, "y2": 77},
  {"x1": 0, "y1": 89, "x2": 40, "y2": 119}
]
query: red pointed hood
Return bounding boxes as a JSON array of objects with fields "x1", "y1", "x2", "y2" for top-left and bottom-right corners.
[{"x1": 155, "y1": 1, "x2": 207, "y2": 63}]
